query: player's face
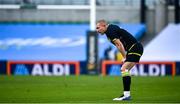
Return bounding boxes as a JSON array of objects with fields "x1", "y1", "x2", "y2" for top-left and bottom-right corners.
[{"x1": 96, "y1": 23, "x2": 106, "y2": 35}]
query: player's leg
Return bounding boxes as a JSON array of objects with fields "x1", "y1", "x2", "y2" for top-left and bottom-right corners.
[
  {"x1": 113, "y1": 42, "x2": 143, "y2": 101},
  {"x1": 121, "y1": 62, "x2": 136, "y2": 96},
  {"x1": 113, "y1": 62, "x2": 135, "y2": 101}
]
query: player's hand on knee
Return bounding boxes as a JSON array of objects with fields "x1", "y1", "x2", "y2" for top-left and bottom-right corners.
[{"x1": 122, "y1": 58, "x2": 126, "y2": 63}]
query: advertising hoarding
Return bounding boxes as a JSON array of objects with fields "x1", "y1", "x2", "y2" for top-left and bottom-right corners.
[
  {"x1": 102, "y1": 61, "x2": 176, "y2": 76},
  {"x1": 7, "y1": 61, "x2": 80, "y2": 76}
]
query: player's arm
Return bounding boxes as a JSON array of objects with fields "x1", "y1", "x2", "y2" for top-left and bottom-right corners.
[{"x1": 113, "y1": 38, "x2": 126, "y2": 59}]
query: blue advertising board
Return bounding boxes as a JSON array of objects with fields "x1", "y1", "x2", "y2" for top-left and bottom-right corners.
[
  {"x1": 102, "y1": 61, "x2": 176, "y2": 76},
  {"x1": 0, "y1": 60, "x2": 6, "y2": 74},
  {"x1": 7, "y1": 61, "x2": 80, "y2": 76}
]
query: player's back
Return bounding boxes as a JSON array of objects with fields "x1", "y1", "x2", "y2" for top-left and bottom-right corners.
[{"x1": 105, "y1": 24, "x2": 138, "y2": 51}]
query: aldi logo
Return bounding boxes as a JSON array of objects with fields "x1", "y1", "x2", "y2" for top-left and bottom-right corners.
[
  {"x1": 7, "y1": 61, "x2": 80, "y2": 76},
  {"x1": 102, "y1": 61, "x2": 176, "y2": 76},
  {"x1": 14, "y1": 64, "x2": 29, "y2": 75}
]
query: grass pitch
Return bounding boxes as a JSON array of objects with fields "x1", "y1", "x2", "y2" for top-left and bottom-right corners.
[{"x1": 0, "y1": 75, "x2": 180, "y2": 103}]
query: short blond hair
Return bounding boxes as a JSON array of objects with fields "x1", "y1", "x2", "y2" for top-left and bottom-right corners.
[{"x1": 97, "y1": 19, "x2": 107, "y2": 25}]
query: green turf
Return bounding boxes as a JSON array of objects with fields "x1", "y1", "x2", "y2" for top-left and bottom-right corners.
[{"x1": 0, "y1": 75, "x2": 180, "y2": 103}]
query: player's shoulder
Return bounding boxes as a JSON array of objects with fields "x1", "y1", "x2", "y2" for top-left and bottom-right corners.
[
  {"x1": 109, "y1": 24, "x2": 120, "y2": 29},
  {"x1": 105, "y1": 24, "x2": 121, "y2": 35}
]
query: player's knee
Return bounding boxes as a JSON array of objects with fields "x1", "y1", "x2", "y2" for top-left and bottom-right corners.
[
  {"x1": 121, "y1": 67, "x2": 130, "y2": 77},
  {"x1": 121, "y1": 67, "x2": 125, "y2": 72},
  {"x1": 121, "y1": 67, "x2": 128, "y2": 73}
]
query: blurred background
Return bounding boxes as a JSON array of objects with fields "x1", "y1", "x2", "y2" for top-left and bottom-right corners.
[{"x1": 0, "y1": 0, "x2": 179, "y2": 76}]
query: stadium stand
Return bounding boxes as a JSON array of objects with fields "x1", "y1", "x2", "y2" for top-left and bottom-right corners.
[{"x1": 0, "y1": 0, "x2": 156, "y2": 6}]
